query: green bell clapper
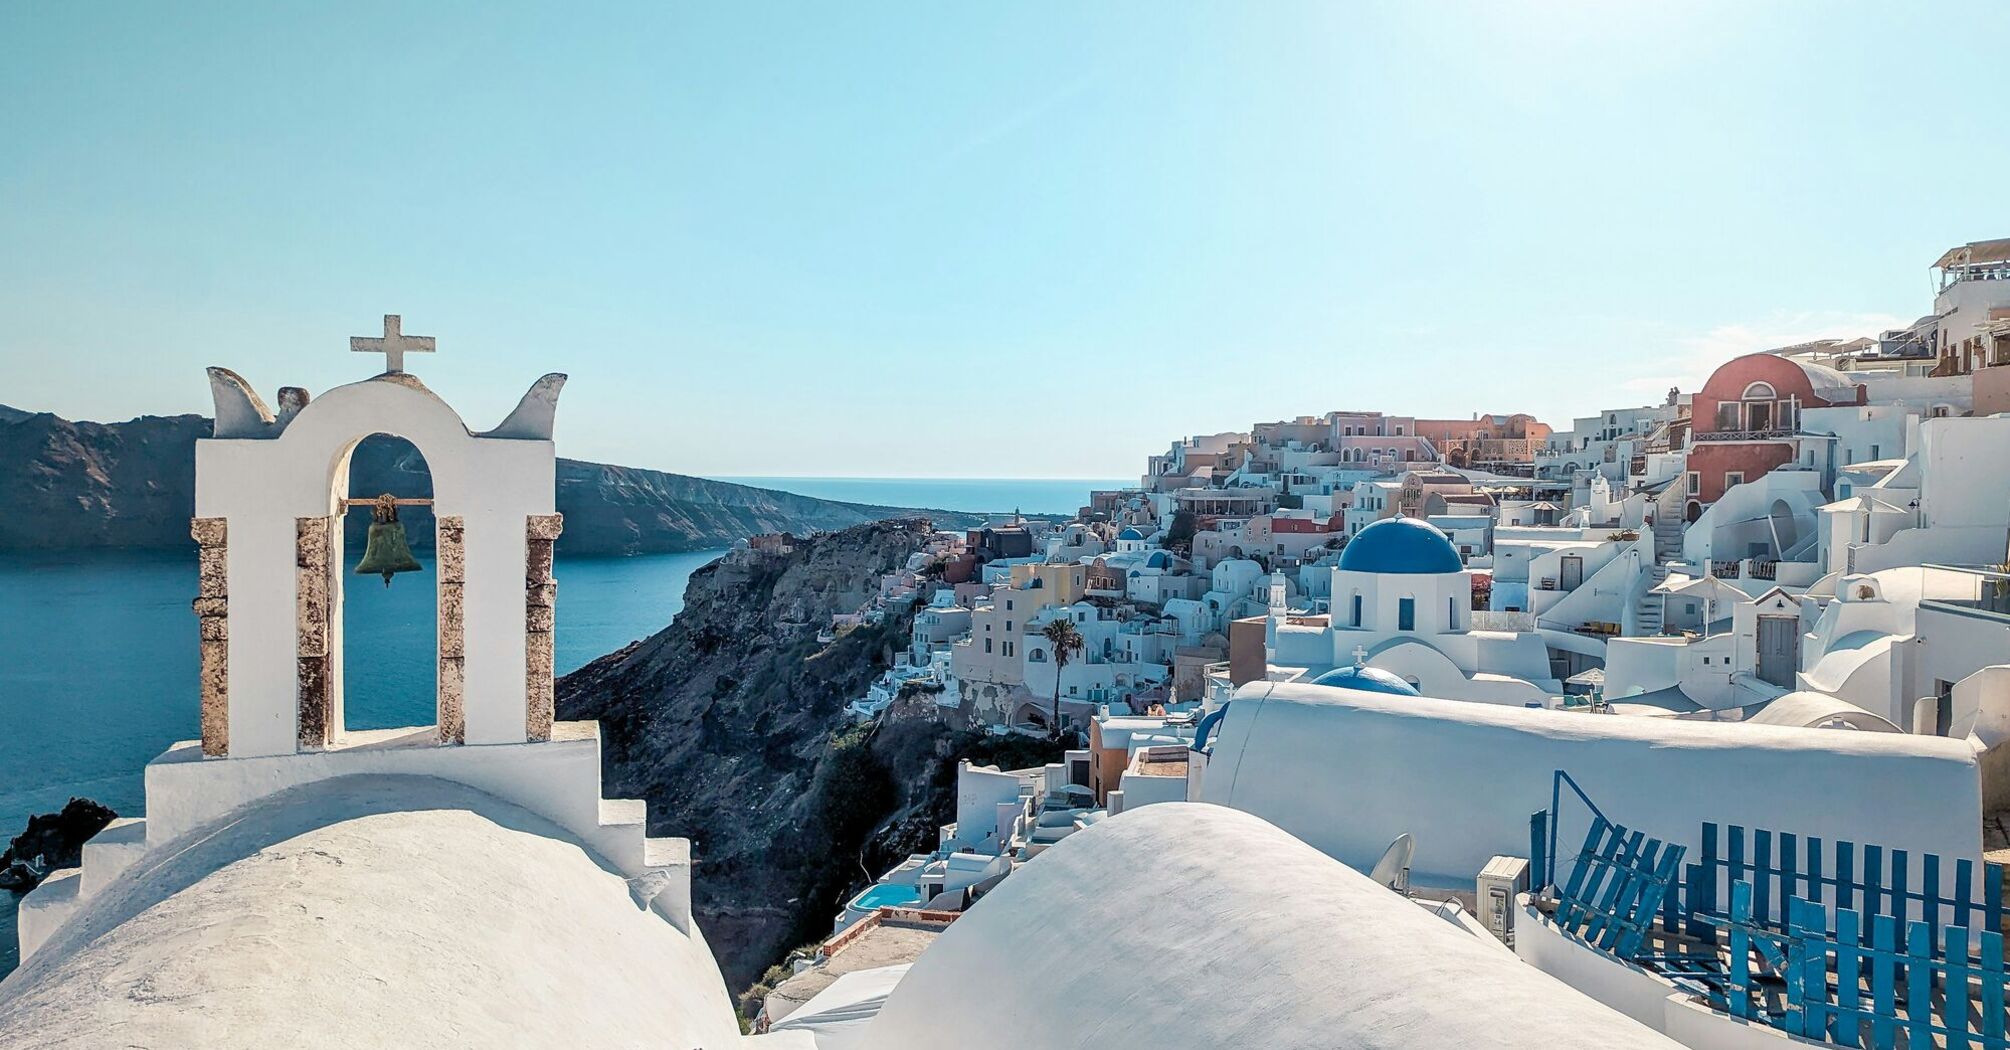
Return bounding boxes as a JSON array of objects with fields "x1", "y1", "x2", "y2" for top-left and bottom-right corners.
[{"x1": 354, "y1": 494, "x2": 422, "y2": 586}]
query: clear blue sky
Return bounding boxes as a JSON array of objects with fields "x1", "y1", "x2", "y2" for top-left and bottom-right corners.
[{"x1": 3, "y1": 2, "x2": 2004, "y2": 479}]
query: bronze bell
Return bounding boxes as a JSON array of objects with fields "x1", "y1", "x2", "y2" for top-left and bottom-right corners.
[{"x1": 354, "y1": 494, "x2": 422, "y2": 586}]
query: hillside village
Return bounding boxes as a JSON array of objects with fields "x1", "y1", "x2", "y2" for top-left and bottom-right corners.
[
  {"x1": 10, "y1": 241, "x2": 2010, "y2": 1049},
  {"x1": 742, "y1": 236, "x2": 2010, "y2": 1046}
]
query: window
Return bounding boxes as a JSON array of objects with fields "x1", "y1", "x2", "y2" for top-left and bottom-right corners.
[
  {"x1": 1448, "y1": 596, "x2": 1457, "y2": 627},
  {"x1": 1724, "y1": 471, "x2": 1744, "y2": 489},
  {"x1": 1398, "y1": 597, "x2": 1416, "y2": 631},
  {"x1": 1869, "y1": 444, "x2": 1880, "y2": 460},
  {"x1": 1351, "y1": 594, "x2": 1363, "y2": 627},
  {"x1": 1004, "y1": 641, "x2": 1013, "y2": 658},
  {"x1": 1687, "y1": 472, "x2": 1700, "y2": 495},
  {"x1": 1005, "y1": 620, "x2": 1013, "y2": 633},
  {"x1": 1740, "y1": 382, "x2": 1777, "y2": 401},
  {"x1": 1006, "y1": 599, "x2": 1014, "y2": 611},
  {"x1": 984, "y1": 639, "x2": 993, "y2": 654}
]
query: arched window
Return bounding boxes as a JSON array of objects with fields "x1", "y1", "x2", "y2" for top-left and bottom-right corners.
[
  {"x1": 1741, "y1": 382, "x2": 1777, "y2": 401},
  {"x1": 1029, "y1": 648, "x2": 1048, "y2": 663}
]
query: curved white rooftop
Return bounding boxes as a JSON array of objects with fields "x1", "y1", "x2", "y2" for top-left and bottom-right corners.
[
  {"x1": 1748, "y1": 691, "x2": 1901, "y2": 732},
  {"x1": 0, "y1": 776, "x2": 740, "y2": 1049},
  {"x1": 1791, "y1": 358, "x2": 1861, "y2": 399},
  {"x1": 869, "y1": 803, "x2": 1680, "y2": 1050}
]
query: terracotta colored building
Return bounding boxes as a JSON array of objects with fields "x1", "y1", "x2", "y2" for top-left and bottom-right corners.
[
  {"x1": 1684, "y1": 352, "x2": 1864, "y2": 514},
  {"x1": 1414, "y1": 413, "x2": 1553, "y2": 473}
]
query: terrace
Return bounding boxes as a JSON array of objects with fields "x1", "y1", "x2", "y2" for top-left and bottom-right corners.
[{"x1": 1523, "y1": 772, "x2": 2010, "y2": 1048}]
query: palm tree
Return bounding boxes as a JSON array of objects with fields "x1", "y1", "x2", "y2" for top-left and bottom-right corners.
[{"x1": 1040, "y1": 617, "x2": 1084, "y2": 740}]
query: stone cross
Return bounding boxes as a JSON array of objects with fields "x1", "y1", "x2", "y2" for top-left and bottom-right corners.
[
  {"x1": 1352, "y1": 644, "x2": 1369, "y2": 666},
  {"x1": 351, "y1": 314, "x2": 435, "y2": 374}
]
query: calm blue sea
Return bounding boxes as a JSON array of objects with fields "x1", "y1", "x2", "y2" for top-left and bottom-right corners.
[
  {"x1": 718, "y1": 477, "x2": 1128, "y2": 516},
  {"x1": 0, "y1": 547, "x2": 719, "y2": 973},
  {"x1": 0, "y1": 475, "x2": 1110, "y2": 973}
]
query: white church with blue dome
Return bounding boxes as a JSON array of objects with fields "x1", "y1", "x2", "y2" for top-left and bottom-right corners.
[{"x1": 1266, "y1": 518, "x2": 1562, "y2": 706}]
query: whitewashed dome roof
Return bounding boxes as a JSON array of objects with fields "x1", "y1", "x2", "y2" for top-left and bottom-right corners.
[
  {"x1": 0, "y1": 776, "x2": 739, "y2": 1050},
  {"x1": 868, "y1": 803, "x2": 1681, "y2": 1050}
]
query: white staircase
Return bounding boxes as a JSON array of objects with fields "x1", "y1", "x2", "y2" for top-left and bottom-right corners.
[{"x1": 1634, "y1": 564, "x2": 1670, "y2": 636}]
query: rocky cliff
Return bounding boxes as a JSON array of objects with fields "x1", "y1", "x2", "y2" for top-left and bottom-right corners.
[
  {"x1": 555, "y1": 522, "x2": 1057, "y2": 996},
  {"x1": 0, "y1": 406, "x2": 980, "y2": 554}
]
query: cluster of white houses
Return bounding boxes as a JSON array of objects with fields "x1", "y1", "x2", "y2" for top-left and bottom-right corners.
[
  {"x1": 781, "y1": 237, "x2": 2010, "y2": 1047},
  {"x1": 13, "y1": 240, "x2": 2010, "y2": 1048}
]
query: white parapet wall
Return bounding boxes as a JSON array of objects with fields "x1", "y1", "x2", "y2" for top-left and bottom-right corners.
[
  {"x1": 1202, "y1": 682, "x2": 1984, "y2": 886},
  {"x1": 1515, "y1": 898, "x2": 1832, "y2": 1050},
  {"x1": 18, "y1": 720, "x2": 692, "y2": 963}
]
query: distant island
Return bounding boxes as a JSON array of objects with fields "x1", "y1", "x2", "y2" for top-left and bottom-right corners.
[{"x1": 0, "y1": 406, "x2": 987, "y2": 556}]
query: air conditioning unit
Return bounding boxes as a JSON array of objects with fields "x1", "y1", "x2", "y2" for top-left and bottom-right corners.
[{"x1": 1477, "y1": 855, "x2": 1531, "y2": 944}]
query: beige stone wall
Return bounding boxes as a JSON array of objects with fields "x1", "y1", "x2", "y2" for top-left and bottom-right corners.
[
  {"x1": 437, "y1": 516, "x2": 466, "y2": 744},
  {"x1": 525, "y1": 514, "x2": 562, "y2": 742},
  {"x1": 192, "y1": 517, "x2": 229, "y2": 757},
  {"x1": 295, "y1": 516, "x2": 333, "y2": 750}
]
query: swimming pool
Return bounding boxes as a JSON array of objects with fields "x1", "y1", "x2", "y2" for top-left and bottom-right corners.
[{"x1": 849, "y1": 882, "x2": 924, "y2": 911}]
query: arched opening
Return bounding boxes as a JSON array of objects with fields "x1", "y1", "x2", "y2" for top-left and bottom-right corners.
[
  {"x1": 1685, "y1": 500, "x2": 1703, "y2": 523},
  {"x1": 1767, "y1": 498, "x2": 1799, "y2": 556},
  {"x1": 336, "y1": 433, "x2": 438, "y2": 735}
]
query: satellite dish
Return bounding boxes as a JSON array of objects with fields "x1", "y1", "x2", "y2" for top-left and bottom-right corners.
[{"x1": 1370, "y1": 833, "x2": 1415, "y2": 895}]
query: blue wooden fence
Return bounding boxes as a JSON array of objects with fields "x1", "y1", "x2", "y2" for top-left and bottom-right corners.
[
  {"x1": 1681, "y1": 821, "x2": 2005, "y2": 943},
  {"x1": 1530, "y1": 770, "x2": 2010, "y2": 1047},
  {"x1": 1549, "y1": 814, "x2": 1686, "y2": 961},
  {"x1": 1712, "y1": 880, "x2": 2010, "y2": 1049},
  {"x1": 1531, "y1": 772, "x2": 2004, "y2": 946}
]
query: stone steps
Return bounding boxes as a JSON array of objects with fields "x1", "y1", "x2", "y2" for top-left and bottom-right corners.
[
  {"x1": 79, "y1": 817, "x2": 148, "y2": 899},
  {"x1": 16, "y1": 867, "x2": 81, "y2": 960}
]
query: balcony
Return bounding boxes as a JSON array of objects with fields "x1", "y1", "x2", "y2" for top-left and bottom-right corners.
[
  {"x1": 1693, "y1": 428, "x2": 1795, "y2": 443},
  {"x1": 1919, "y1": 566, "x2": 2010, "y2": 622}
]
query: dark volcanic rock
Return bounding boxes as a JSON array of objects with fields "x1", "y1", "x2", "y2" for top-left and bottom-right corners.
[
  {"x1": 556, "y1": 521, "x2": 1053, "y2": 994},
  {"x1": 2, "y1": 799, "x2": 117, "y2": 892},
  {"x1": 0, "y1": 405, "x2": 981, "y2": 554}
]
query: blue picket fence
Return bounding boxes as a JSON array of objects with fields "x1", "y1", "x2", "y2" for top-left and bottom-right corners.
[
  {"x1": 1683, "y1": 821, "x2": 2005, "y2": 944},
  {"x1": 1711, "y1": 880, "x2": 2010, "y2": 1049},
  {"x1": 1532, "y1": 769, "x2": 2010, "y2": 1047},
  {"x1": 1532, "y1": 771, "x2": 2005, "y2": 948}
]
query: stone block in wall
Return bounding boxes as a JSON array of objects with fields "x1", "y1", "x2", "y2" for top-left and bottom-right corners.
[
  {"x1": 296, "y1": 562, "x2": 329, "y2": 658},
  {"x1": 436, "y1": 517, "x2": 465, "y2": 582},
  {"x1": 525, "y1": 636, "x2": 554, "y2": 742},
  {"x1": 527, "y1": 582, "x2": 557, "y2": 609},
  {"x1": 438, "y1": 583, "x2": 464, "y2": 658},
  {"x1": 525, "y1": 540, "x2": 554, "y2": 584},
  {"x1": 526, "y1": 604, "x2": 555, "y2": 634},
  {"x1": 192, "y1": 597, "x2": 227, "y2": 619},
  {"x1": 190, "y1": 517, "x2": 227, "y2": 548},
  {"x1": 297, "y1": 656, "x2": 329, "y2": 749},
  {"x1": 199, "y1": 615, "x2": 228, "y2": 642},
  {"x1": 196, "y1": 546, "x2": 228, "y2": 598},
  {"x1": 526, "y1": 513, "x2": 564, "y2": 542},
  {"x1": 199, "y1": 637, "x2": 228, "y2": 758},
  {"x1": 295, "y1": 516, "x2": 329, "y2": 569},
  {"x1": 438, "y1": 656, "x2": 465, "y2": 745}
]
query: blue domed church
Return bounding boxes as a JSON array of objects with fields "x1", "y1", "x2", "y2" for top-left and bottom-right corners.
[{"x1": 1266, "y1": 518, "x2": 1561, "y2": 705}]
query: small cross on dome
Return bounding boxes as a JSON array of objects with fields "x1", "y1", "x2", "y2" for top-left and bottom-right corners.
[{"x1": 350, "y1": 314, "x2": 435, "y2": 374}]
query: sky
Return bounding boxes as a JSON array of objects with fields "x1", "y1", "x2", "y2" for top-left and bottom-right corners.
[{"x1": 2, "y1": 2, "x2": 2006, "y2": 479}]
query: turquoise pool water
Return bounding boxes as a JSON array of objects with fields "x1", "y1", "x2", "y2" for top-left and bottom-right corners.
[{"x1": 850, "y1": 882, "x2": 923, "y2": 910}]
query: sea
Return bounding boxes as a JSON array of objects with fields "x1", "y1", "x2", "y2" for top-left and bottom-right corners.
[
  {"x1": 0, "y1": 476, "x2": 1118, "y2": 973},
  {"x1": 716, "y1": 477, "x2": 1127, "y2": 517}
]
